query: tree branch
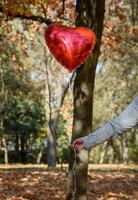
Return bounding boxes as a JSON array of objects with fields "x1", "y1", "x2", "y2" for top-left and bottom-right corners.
[
  {"x1": 0, "y1": 5, "x2": 54, "y2": 25},
  {"x1": 60, "y1": 71, "x2": 75, "y2": 107}
]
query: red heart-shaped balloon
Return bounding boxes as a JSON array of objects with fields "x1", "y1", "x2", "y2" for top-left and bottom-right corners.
[{"x1": 44, "y1": 24, "x2": 95, "y2": 73}]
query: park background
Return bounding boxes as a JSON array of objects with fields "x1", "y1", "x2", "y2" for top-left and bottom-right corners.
[{"x1": 0, "y1": 0, "x2": 138, "y2": 199}]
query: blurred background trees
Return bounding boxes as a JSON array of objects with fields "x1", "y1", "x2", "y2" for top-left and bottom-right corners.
[
  {"x1": 0, "y1": 0, "x2": 137, "y2": 173},
  {"x1": 0, "y1": 0, "x2": 137, "y2": 199}
]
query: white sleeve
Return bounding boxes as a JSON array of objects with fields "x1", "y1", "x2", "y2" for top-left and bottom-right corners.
[{"x1": 81, "y1": 96, "x2": 138, "y2": 149}]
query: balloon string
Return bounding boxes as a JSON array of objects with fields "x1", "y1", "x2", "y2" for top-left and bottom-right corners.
[{"x1": 72, "y1": 147, "x2": 77, "y2": 200}]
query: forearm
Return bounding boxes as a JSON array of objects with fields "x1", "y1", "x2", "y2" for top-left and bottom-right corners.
[
  {"x1": 82, "y1": 96, "x2": 138, "y2": 149},
  {"x1": 82, "y1": 122, "x2": 116, "y2": 149}
]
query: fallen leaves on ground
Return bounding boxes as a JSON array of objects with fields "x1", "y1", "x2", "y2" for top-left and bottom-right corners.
[{"x1": 0, "y1": 164, "x2": 138, "y2": 200}]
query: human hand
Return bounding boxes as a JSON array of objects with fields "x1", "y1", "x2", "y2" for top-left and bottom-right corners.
[{"x1": 71, "y1": 138, "x2": 85, "y2": 151}]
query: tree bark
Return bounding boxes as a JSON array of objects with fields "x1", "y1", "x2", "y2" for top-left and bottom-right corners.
[
  {"x1": 0, "y1": 118, "x2": 8, "y2": 164},
  {"x1": 47, "y1": 124, "x2": 56, "y2": 168},
  {"x1": 2, "y1": 135, "x2": 8, "y2": 164},
  {"x1": 120, "y1": 136, "x2": 128, "y2": 164},
  {"x1": 67, "y1": 1, "x2": 105, "y2": 199},
  {"x1": 37, "y1": 144, "x2": 44, "y2": 164},
  {"x1": 20, "y1": 134, "x2": 27, "y2": 164},
  {"x1": 99, "y1": 142, "x2": 108, "y2": 164},
  {"x1": 15, "y1": 133, "x2": 20, "y2": 162}
]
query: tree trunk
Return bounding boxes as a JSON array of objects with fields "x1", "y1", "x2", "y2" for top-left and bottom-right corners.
[
  {"x1": 2, "y1": 135, "x2": 8, "y2": 164},
  {"x1": 37, "y1": 144, "x2": 44, "y2": 164},
  {"x1": 110, "y1": 140, "x2": 120, "y2": 163},
  {"x1": 15, "y1": 133, "x2": 20, "y2": 162},
  {"x1": 20, "y1": 134, "x2": 27, "y2": 164},
  {"x1": 67, "y1": 1, "x2": 105, "y2": 199},
  {"x1": 0, "y1": 119, "x2": 8, "y2": 164},
  {"x1": 99, "y1": 142, "x2": 108, "y2": 164},
  {"x1": 47, "y1": 125, "x2": 56, "y2": 168},
  {"x1": 120, "y1": 136, "x2": 128, "y2": 164},
  {"x1": 45, "y1": 68, "x2": 75, "y2": 168}
]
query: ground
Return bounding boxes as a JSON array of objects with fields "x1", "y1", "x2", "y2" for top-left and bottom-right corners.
[{"x1": 0, "y1": 164, "x2": 138, "y2": 200}]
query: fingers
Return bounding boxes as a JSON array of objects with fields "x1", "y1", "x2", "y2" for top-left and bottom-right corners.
[
  {"x1": 75, "y1": 143, "x2": 85, "y2": 151},
  {"x1": 71, "y1": 138, "x2": 85, "y2": 151},
  {"x1": 72, "y1": 138, "x2": 82, "y2": 145}
]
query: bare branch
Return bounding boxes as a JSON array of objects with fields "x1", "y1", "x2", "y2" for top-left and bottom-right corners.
[
  {"x1": 0, "y1": 4, "x2": 53, "y2": 25},
  {"x1": 62, "y1": 0, "x2": 66, "y2": 15}
]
